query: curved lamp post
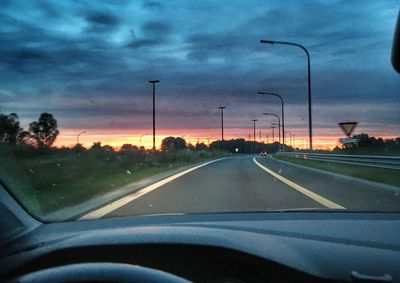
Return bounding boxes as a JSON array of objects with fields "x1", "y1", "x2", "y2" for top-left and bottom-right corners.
[
  {"x1": 260, "y1": 39, "x2": 312, "y2": 150},
  {"x1": 257, "y1": 91, "x2": 285, "y2": 147},
  {"x1": 76, "y1": 131, "x2": 86, "y2": 144}
]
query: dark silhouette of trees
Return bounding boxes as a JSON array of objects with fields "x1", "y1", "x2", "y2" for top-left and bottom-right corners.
[
  {"x1": 0, "y1": 113, "x2": 21, "y2": 144},
  {"x1": 29, "y1": 113, "x2": 59, "y2": 148},
  {"x1": 120, "y1": 144, "x2": 139, "y2": 152},
  {"x1": 90, "y1": 142, "x2": 102, "y2": 150},
  {"x1": 161, "y1": 136, "x2": 187, "y2": 152},
  {"x1": 333, "y1": 133, "x2": 400, "y2": 155},
  {"x1": 16, "y1": 130, "x2": 34, "y2": 146},
  {"x1": 209, "y1": 139, "x2": 287, "y2": 153},
  {"x1": 90, "y1": 142, "x2": 114, "y2": 152},
  {"x1": 195, "y1": 142, "x2": 208, "y2": 151},
  {"x1": 72, "y1": 143, "x2": 86, "y2": 153}
]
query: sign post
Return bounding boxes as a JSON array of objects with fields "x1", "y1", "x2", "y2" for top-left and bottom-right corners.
[{"x1": 338, "y1": 122, "x2": 358, "y2": 146}]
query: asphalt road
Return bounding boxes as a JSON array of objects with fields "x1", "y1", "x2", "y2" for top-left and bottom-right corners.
[{"x1": 106, "y1": 155, "x2": 400, "y2": 218}]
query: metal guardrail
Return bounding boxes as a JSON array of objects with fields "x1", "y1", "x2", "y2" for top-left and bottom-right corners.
[{"x1": 279, "y1": 152, "x2": 400, "y2": 170}]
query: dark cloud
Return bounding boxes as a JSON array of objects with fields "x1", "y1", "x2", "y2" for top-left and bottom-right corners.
[
  {"x1": 185, "y1": 33, "x2": 249, "y2": 61},
  {"x1": 86, "y1": 11, "x2": 120, "y2": 32},
  {"x1": 142, "y1": 21, "x2": 170, "y2": 35},
  {"x1": 0, "y1": 0, "x2": 399, "y2": 141},
  {"x1": 142, "y1": 1, "x2": 163, "y2": 9},
  {"x1": 86, "y1": 11, "x2": 119, "y2": 26},
  {"x1": 126, "y1": 38, "x2": 163, "y2": 49}
]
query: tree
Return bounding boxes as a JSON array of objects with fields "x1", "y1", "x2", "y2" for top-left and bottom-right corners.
[
  {"x1": 90, "y1": 142, "x2": 102, "y2": 150},
  {"x1": 90, "y1": 142, "x2": 114, "y2": 152},
  {"x1": 120, "y1": 144, "x2": 139, "y2": 152},
  {"x1": 29, "y1": 113, "x2": 59, "y2": 148},
  {"x1": 16, "y1": 130, "x2": 35, "y2": 146},
  {"x1": 0, "y1": 113, "x2": 21, "y2": 144},
  {"x1": 161, "y1": 136, "x2": 187, "y2": 152},
  {"x1": 72, "y1": 143, "x2": 86, "y2": 153},
  {"x1": 195, "y1": 142, "x2": 208, "y2": 151},
  {"x1": 353, "y1": 133, "x2": 371, "y2": 147}
]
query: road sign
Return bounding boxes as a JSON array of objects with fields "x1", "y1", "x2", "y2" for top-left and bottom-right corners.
[
  {"x1": 339, "y1": 138, "x2": 359, "y2": 144},
  {"x1": 338, "y1": 122, "x2": 358, "y2": 138}
]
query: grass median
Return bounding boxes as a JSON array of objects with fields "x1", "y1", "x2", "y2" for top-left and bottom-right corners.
[
  {"x1": 274, "y1": 155, "x2": 400, "y2": 187},
  {"x1": 1, "y1": 146, "x2": 229, "y2": 218}
]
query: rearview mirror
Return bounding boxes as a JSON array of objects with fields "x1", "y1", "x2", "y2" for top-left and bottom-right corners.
[{"x1": 392, "y1": 9, "x2": 400, "y2": 73}]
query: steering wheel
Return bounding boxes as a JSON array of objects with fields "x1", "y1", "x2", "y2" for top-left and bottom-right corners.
[{"x1": 10, "y1": 262, "x2": 191, "y2": 283}]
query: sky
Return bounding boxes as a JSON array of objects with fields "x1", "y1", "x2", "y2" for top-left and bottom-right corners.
[{"x1": 0, "y1": 0, "x2": 399, "y2": 149}]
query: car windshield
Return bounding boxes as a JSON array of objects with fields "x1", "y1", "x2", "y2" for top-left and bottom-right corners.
[{"x1": 0, "y1": 1, "x2": 399, "y2": 222}]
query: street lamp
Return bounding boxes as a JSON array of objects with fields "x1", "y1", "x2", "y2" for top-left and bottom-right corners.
[
  {"x1": 262, "y1": 113, "x2": 281, "y2": 144},
  {"x1": 293, "y1": 134, "x2": 296, "y2": 149},
  {"x1": 257, "y1": 91, "x2": 285, "y2": 146},
  {"x1": 271, "y1": 126, "x2": 276, "y2": 142},
  {"x1": 139, "y1": 133, "x2": 148, "y2": 147},
  {"x1": 260, "y1": 39, "x2": 313, "y2": 150},
  {"x1": 76, "y1": 131, "x2": 86, "y2": 144},
  {"x1": 149, "y1": 80, "x2": 160, "y2": 150},
  {"x1": 272, "y1": 123, "x2": 280, "y2": 144},
  {"x1": 218, "y1": 106, "x2": 226, "y2": 141},
  {"x1": 252, "y1": 119, "x2": 257, "y2": 142},
  {"x1": 252, "y1": 119, "x2": 257, "y2": 153},
  {"x1": 285, "y1": 130, "x2": 292, "y2": 147}
]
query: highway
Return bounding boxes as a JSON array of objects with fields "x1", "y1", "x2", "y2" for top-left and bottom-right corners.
[{"x1": 90, "y1": 156, "x2": 400, "y2": 219}]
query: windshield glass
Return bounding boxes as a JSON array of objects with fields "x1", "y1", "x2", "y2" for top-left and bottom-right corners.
[{"x1": 1, "y1": 1, "x2": 399, "y2": 222}]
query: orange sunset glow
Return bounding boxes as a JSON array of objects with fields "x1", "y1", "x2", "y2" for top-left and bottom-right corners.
[{"x1": 54, "y1": 129, "x2": 353, "y2": 150}]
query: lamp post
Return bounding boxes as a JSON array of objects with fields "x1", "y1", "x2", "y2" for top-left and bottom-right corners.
[
  {"x1": 260, "y1": 39, "x2": 312, "y2": 150},
  {"x1": 271, "y1": 123, "x2": 280, "y2": 145},
  {"x1": 76, "y1": 131, "x2": 86, "y2": 145},
  {"x1": 293, "y1": 134, "x2": 296, "y2": 149},
  {"x1": 252, "y1": 119, "x2": 257, "y2": 142},
  {"x1": 285, "y1": 130, "x2": 292, "y2": 147},
  {"x1": 257, "y1": 91, "x2": 285, "y2": 146},
  {"x1": 218, "y1": 106, "x2": 226, "y2": 141},
  {"x1": 271, "y1": 126, "x2": 276, "y2": 142},
  {"x1": 252, "y1": 119, "x2": 257, "y2": 153},
  {"x1": 149, "y1": 80, "x2": 160, "y2": 150},
  {"x1": 139, "y1": 133, "x2": 148, "y2": 148},
  {"x1": 262, "y1": 113, "x2": 281, "y2": 144}
]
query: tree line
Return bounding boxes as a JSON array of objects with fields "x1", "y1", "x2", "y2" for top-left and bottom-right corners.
[
  {"x1": 0, "y1": 112, "x2": 59, "y2": 148},
  {"x1": 333, "y1": 133, "x2": 400, "y2": 155}
]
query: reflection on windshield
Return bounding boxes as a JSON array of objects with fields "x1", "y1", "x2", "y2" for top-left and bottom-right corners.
[{"x1": 0, "y1": 1, "x2": 399, "y2": 221}]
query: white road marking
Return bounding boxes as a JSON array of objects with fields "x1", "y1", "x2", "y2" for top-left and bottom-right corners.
[
  {"x1": 253, "y1": 157, "x2": 345, "y2": 209},
  {"x1": 79, "y1": 157, "x2": 230, "y2": 220}
]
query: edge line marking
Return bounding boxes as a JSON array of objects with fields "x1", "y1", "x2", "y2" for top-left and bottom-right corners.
[
  {"x1": 79, "y1": 157, "x2": 230, "y2": 220},
  {"x1": 253, "y1": 157, "x2": 345, "y2": 209}
]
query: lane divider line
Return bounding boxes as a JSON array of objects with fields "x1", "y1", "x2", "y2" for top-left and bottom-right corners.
[
  {"x1": 79, "y1": 157, "x2": 230, "y2": 220},
  {"x1": 253, "y1": 158, "x2": 345, "y2": 209}
]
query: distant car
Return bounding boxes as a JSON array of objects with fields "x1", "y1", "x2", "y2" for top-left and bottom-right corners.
[{"x1": 260, "y1": 151, "x2": 267, "y2": 156}]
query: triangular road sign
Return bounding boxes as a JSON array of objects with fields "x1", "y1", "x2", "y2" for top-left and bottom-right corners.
[{"x1": 338, "y1": 122, "x2": 358, "y2": 138}]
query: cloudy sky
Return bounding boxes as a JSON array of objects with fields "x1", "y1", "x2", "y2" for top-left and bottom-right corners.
[{"x1": 0, "y1": 0, "x2": 399, "y2": 148}]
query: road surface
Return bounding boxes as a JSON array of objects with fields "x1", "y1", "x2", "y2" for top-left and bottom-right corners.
[{"x1": 98, "y1": 156, "x2": 400, "y2": 218}]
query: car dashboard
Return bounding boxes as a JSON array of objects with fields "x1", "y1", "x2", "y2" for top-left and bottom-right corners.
[{"x1": 1, "y1": 212, "x2": 400, "y2": 282}]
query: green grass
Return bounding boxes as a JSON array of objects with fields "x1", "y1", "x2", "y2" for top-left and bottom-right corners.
[
  {"x1": 275, "y1": 155, "x2": 400, "y2": 187},
  {"x1": 1, "y1": 147, "x2": 229, "y2": 217}
]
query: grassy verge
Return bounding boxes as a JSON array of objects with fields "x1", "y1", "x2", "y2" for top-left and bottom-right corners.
[
  {"x1": 274, "y1": 155, "x2": 400, "y2": 187},
  {"x1": 1, "y1": 146, "x2": 229, "y2": 217}
]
